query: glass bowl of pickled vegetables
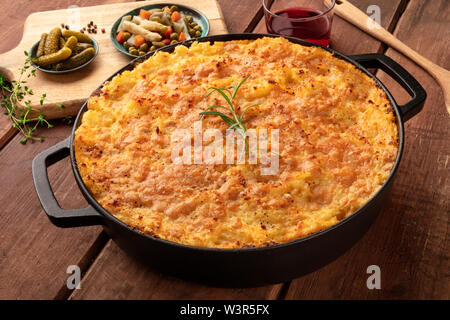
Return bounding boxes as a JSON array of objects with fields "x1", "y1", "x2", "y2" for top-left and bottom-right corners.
[
  {"x1": 111, "y1": 4, "x2": 209, "y2": 57},
  {"x1": 30, "y1": 28, "x2": 98, "y2": 73}
]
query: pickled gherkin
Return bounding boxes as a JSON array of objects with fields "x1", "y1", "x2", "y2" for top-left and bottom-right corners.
[
  {"x1": 44, "y1": 27, "x2": 61, "y2": 55},
  {"x1": 59, "y1": 37, "x2": 66, "y2": 49},
  {"x1": 62, "y1": 30, "x2": 92, "y2": 43},
  {"x1": 36, "y1": 33, "x2": 48, "y2": 57},
  {"x1": 34, "y1": 47, "x2": 72, "y2": 67},
  {"x1": 54, "y1": 47, "x2": 95, "y2": 71},
  {"x1": 64, "y1": 36, "x2": 78, "y2": 50},
  {"x1": 73, "y1": 43, "x2": 93, "y2": 54}
]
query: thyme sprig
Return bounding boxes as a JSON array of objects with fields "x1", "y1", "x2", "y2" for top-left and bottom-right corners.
[
  {"x1": 199, "y1": 76, "x2": 258, "y2": 151},
  {"x1": 0, "y1": 51, "x2": 53, "y2": 144}
]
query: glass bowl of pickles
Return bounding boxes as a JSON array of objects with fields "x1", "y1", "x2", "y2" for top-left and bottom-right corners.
[
  {"x1": 111, "y1": 3, "x2": 209, "y2": 58},
  {"x1": 30, "y1": 28, "x2": 98, "y2": 74}
]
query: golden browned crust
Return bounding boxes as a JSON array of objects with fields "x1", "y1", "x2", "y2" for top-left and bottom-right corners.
[{"x1": 74, "y1": 38, "x2": 398, "y2": 248}]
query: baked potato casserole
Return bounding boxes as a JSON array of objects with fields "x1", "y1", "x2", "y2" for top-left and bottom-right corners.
[{"x1": 74, "y1": 37, "x2": 398, "y2": 248}]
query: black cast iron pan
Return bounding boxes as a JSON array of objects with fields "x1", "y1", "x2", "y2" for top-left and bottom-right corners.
[{"x1": 32, "y1": 33, "x2": 426, "y2": 287}]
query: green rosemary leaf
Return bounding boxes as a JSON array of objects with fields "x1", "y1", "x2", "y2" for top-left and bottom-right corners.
[
  {"x1": 211, "y1": 87, "x2": 233, "y2": 97},
  {"x1": 199, "y1": 111, "x2": 235, "y2": 126},
  {"x1": 203, "y1": 105, "x2": 230, "y2": 112},
  {"x1": 228, "y1": 122, "x2": 240, "y2": 130},
  {"x1": 231, "y1": 75, "x2": 250, "y2": 100},
  {"x1": 239, "y1": 104, "x2": 259, "y2": 122},
  {"x1": 205, "y1": 87, "x2": 233, "y2": 99},
  {"x1": 0, "y1": 57, "x2": 52, "y2": 143},
  {"x1": 199, "y1": 76, "x2": 270, "y2": 158},
  {"x1": 206, "y1": 87, "x2": 233, "y2": 109},
  {"x1": 198, "y1": 105, "x2": 231, "y2": 120}
]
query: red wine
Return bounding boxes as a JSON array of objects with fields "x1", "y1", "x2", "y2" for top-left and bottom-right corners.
[{"x1": 266, "y1": 7, "x2": 332, "y2": 47}]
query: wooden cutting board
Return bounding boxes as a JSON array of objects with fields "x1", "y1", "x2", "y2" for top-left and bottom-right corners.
[{"x1": 0, "y1": 0, "x2": 227, "y2": 120}]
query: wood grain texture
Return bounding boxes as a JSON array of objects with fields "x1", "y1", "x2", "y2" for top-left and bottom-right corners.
[
  {"x1": 69, "y1": 241, "x2": 283, "y2": 300},
  {"x1": 0, "y1": 0, "x2": 227, "y2": 121},
  {"x1": 219, "y1": 0, "x2": 267, "y2": 33},
  {"x1": 0, "y1": 124, "x2": 105, "y2": 299},
  {"x1": 0, "y1": 116, "x2": 16, "y2": 152},
  {"x1": 0, "y1": 1, "x2": 126, "y2": 300},
  {"x1": 285, "y1": 0, "x2": 449, "y2": 299}
]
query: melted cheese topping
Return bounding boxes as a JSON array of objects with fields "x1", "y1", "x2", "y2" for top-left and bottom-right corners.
[{"x1": 74, "y1": 37, "x2": 398, "y2": 248}]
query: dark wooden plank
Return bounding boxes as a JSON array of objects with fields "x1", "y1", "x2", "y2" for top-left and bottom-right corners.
[
  {"x1": 0, "y1": 116, "x2": 15, "y2": 152},
  {"x1": 218, "y1": 0, "x2": 267, "y2": 33},
  {"x1": 0, "y1": 0, "x2": 132, "y2": 299},
  {"x1": 0, "y1": 124, "x2": 107, "y2": 299},
  {"x1": 285, "y1": 0, "x2": 450, "y2": 299},
  {"x1": 70, "y1": 241, "x2": 283, "y2": 300}
]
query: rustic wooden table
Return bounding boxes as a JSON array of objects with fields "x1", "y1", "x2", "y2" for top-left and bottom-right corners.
[{"x1": 0, "y1": 0, "x2": 448, "y2": 299}]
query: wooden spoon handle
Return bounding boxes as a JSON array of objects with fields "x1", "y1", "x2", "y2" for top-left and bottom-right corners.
[{"x1": 327, "y1": 0, "x2": 450, "y2": 113}]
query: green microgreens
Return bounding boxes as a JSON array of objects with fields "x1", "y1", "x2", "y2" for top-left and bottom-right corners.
[
  {"x1": 0, "y1": 51, "x2": 53, "y2": 144},
  {"x1": 199, "y1": 76, "x2": 258, "y2": 152}
]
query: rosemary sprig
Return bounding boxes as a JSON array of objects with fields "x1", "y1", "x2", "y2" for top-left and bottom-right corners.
[
  {"x1": 199, "y1": 76, "x2": 258, "y2": 152},
  {"x1": 0, "y1": 51, "x2": 53, "y2": 144}
]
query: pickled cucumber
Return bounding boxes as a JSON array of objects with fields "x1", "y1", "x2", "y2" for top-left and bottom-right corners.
[
  {"x1": 72, "y1": 42, "x2": 93, "y2": 54},
  {"x1": 36, "y1": 33, "x2": 48, "y2": 57},
  {"x1": 62, "y1": 30, "x2": 92, "y2": 43},
  {"x1": 64, "y1": 36, "x2": 78, "y2": 50},
  {"x1": 59, "y1": 37, "x2": 65, "y2": 49},
  {"x1": 44, "y1": 27, "x2": 61, "y2": 55},
  {"x1": 54, "y1": 47, "x2": 95, "y2": 71},
  {"x1": 34, "y1": 47, "x2": 72, "y2": 67}
]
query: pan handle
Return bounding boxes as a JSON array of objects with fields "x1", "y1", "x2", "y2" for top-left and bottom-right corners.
[
  {"x1": 32, "y1": 138, "x2": 103, "y2": 228},
  {"x1": 349, "y1": 54, "x2": 427, "y2": 122}
]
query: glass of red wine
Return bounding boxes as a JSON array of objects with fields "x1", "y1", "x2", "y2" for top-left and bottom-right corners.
[{"x1": 263, "y1": 0, "x2": 336, "y2": 47}]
